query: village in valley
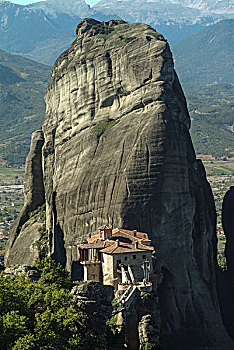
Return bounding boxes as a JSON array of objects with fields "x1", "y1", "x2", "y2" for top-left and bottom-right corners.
[{"x1": 0, "y1": 160, "x2": 24, "y2": 267}]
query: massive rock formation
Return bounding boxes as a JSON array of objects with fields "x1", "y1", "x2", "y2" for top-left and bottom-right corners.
[
  {"x1": 4, "y1": 130, "x2": 46, "y2": 266},
  {"x1": 222, "y1": 186, "x2": 234, "y2": 286},
  {"x1": 5, "y1": 18, "x2": 234, "y2": 349},
  {"x1": 217, "y1": 186, "x2": 234, "y2": 339},
  {"x1": 71, "y1": 281, "x2": 114, "y2": 335}
]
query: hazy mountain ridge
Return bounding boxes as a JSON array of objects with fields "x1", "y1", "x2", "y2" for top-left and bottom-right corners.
[
  {"x1": 186, "y1": 83, "x2": 234, "y2": 158},
  {"x1": 94, "y1": 0, "x2": 233, "y2": 44},
  {"x1": 0, "y1": 62, "x2": 24, "y2": 84},
  {"x1": 0, "y1": 1, "x2": 79, "y2": 64},
  {"x1": 94, "y1": 0, "x2": 233, "y2": 22},
  {"x1": 0, "y1": 0, "x2": 121, "y2": 64},
  {"x1": 173, "y1": 19, "x2": 234, "y2": 158},
  {"x1": 27, "y1": 0, "x2": 91, "y2": 18},
  {"x1": 181, "y1": 0, "x2": 232, "y2": 14},
  {"x1": 0, "y1": 16, "x2": 233, "y2": 165},
  {"x1": 174, "y1": 19, "x2": 234, "y2": 85},
  {"x1": 0, "y1": 48, "x2": 50, "y2": 165},
  {"x1": 154, "y1": 0, "x2": 233, "y2": 14},
  {"x1": 0, "y1": 0, "x2": 233, "y2": 64}
]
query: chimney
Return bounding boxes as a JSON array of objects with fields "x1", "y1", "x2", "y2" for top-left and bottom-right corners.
[
  {"x1": 98, "y1": 225, "x2": 112, "y2": 239},
  {"x1": 116, "y1": 239, "x2": 119, "y2": 248},
  {"x1": 133, "y1": 230, "x2": 137, "y2": 237},
  {"x1": 103, "y1": 225, "x2": 112, "y2": 239},
  {"x1": 135, "y1": 241, "x2": 138, "y2": 249}
]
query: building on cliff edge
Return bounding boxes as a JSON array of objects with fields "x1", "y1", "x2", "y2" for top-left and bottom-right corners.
[{"x1": 79, "y1": 226, "x2": 155, "y2": 291}]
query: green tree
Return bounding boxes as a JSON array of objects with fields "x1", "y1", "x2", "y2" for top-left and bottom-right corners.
[
  {"x1": 0, "y1": 258, "x2": 106, "y2": 350},
  {"x1": 35, "y1": 257, "x2": 72, "y2": 289},
  {"x1": 12, "y1": 334, "x2": 37, "y2": 350},
  {"x1": 217, "y1": 253, "x2": 227, "y2": 271}
]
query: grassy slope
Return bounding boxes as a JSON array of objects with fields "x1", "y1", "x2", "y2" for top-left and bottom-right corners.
[
  {"x1": 0, "y1": 49, "x2": 51, "y2": 165},
  {"x1": 173, "y1": 19, "x2": 234, "y2": 85},
  {"x1": 184, "y1": 83, "x2": 234, "y2": 158}
]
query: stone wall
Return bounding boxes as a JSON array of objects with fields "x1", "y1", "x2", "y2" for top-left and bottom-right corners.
[
  {"x1": 102, "y1": 253, "x2": 114, "y2": 285},
  {"x1": 112, "y1": 251, "x2": 152, "y2": 282},
  {"x1": 83, "y1": 262, "x2": 101, "y2": 282}
]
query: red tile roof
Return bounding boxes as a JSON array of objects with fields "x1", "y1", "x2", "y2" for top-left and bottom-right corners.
[
  {"x1": 79, "y1": 241, "x2": 114, "y2": 249},
  {"x1": 100, "y1": 242, "x2": 154, "y2": 254},
  {"x1": 113, "y1": 228, "x2": 150, "y2": 240},
  {"x1": 80, "y1": 227, "x2": 154, "y2": 255},
  {"x1": 98, "y1": 225, "x2": 112, "y2": 230},
  {"x1": 87, "y1": 234, "x2": 100, "y2": 243}
]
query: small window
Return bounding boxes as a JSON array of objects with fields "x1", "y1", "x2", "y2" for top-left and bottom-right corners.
[
  {"x1": 124, "y1": 256, "x2": 128, "y2": 261},
  {"x1": 133, "y1": 255, "x2": 136, "y2": 259},
  {"x1": 143, "y1": 255, "x2": 146, "y2": 260}
]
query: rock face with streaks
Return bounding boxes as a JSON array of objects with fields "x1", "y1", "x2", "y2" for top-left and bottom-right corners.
[
  {"x1": 5, "y1": 19, "x2": 234, "y2": 349},
  {"x1": 5, "y1": 130, "x2": 46, "y2": 266},
  {"x1": 222, "y1": 186, "x2": 234, "y2": 286},
  {"x1": 71, "y1": 281, "x2": 114, "y2": 334},
  {"x1": 217, "y1": 186, "x2": 234, "y2": 339},
  {"x1": 138, "y1": 314, "x2": 160, "y2": 349}
]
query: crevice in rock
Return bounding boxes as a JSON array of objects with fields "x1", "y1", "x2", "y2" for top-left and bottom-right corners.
[
  {"x1": 105, "y1": 51, "x2": 112, "y2": 78},
  {"x1": 143, "y1": 68, "x2": 152, "y2": 84},
  {"x1": 51, "y1": 191, "x2": 66, "y2": 268},
  {"x1": 145, "y1": 142, "x2": 150, "y2": 177}
]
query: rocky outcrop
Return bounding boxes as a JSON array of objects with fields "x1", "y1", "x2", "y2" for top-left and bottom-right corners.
[
  {"x1": 222, "y1": 186, "x2": 234, "y2": 285},
  {"x1": 4, "y1": 265, "x2": 40, "y2": 280},
  {"x1": 114, "y1": 291, "x2": 161, "y2": 350},
  {"x1": 4, "y1": 130, "x2": 45, "y2": 266},
  {"x1": 5, "y1": 19, "x2": 234, "y2": 349},
  {"x1": 138, "y1": 314, "x2": 161, "y2": 349},
  {"x1": 217, "y1": 186, "x2": 234, "y2": 339},
  {"x1": 71, "y1": 281, "x2": 114, "y2": 334}
]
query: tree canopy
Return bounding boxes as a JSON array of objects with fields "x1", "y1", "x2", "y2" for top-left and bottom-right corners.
[{"x1": 0, "y1": 257, "x2": 105, "y2": 349}]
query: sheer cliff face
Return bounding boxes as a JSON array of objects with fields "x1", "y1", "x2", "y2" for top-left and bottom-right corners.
[
  {"x1": 222, "y1": 186, "x2": 234, "y2": 282},
  {"x1": 5, "y1": 19, "x2": 233, "y2": 349}
]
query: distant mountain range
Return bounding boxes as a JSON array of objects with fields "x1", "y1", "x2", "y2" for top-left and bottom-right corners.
[
  {"x1": 0, "y1": 0, "x2": 233, "y2": 65},
  {"x1": 0, "y1": 48, "x2": 50, "y2": 165},
  {"x1": 0, "y1": 16, "x2": 233, "y2": 165},
  {"x1": 0, "y1": 1, "x2": 233, "y2": 164},
  {"x1": 94, "y1": 0, "x2": 233, "y2": 43},
  {"x1": 0, "y1": 1, "x2": 80, "y2": 64},
  {"x1": 174, "y1": 19, "x2": 234, "y2": 85},
  {"x1": 95, "y1": 0, "x2": 233, "y2": 21},
  {"x1": 28, "y1": 0, "x2": 90, "y2": 18},
  {"x1": 186, "y1": 83, "x2": 234, "y2": 158},
  {"x1": 173, "y1": 19, "x2": 234, "y2": 157}
]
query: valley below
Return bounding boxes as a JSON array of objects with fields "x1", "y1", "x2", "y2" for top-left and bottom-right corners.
[
  {"x1": 0, "y1": 157, "x2": 233, "y2": 267},
  {"x1": 0, "y1": 161, "x2": 24, "y2": 265}
]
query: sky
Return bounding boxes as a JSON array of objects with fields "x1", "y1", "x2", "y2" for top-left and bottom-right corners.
[{"x1": 9, "y1": 0, "x2": 100, "y2": 6}]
